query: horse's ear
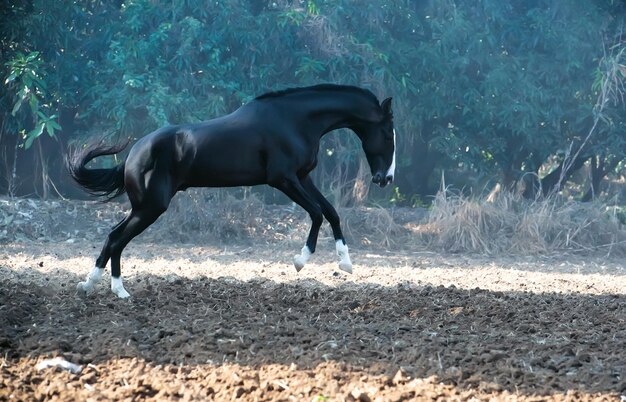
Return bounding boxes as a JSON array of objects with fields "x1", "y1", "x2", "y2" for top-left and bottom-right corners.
[{"x1": 381, "y1": 97, "x2": 393, "y2": 117}]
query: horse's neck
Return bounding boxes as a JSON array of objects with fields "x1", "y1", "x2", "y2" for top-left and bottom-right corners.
[{"x1": 303, "y1": 92, "x2": 375, "y2": 135}]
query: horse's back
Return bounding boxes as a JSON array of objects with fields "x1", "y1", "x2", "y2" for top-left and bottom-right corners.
[
  {"x1": 126, "y1": 109, "x2": 271, "y2": 188},
  {"x1": 123, "y1": 99, "x2": 313, "y2": 190}
]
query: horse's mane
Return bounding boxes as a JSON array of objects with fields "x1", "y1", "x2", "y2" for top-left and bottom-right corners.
[{"x1": 255, "y1": 84, "x2": 379, "y2": 104}]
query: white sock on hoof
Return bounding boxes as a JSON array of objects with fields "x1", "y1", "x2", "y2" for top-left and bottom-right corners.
[
  {"x1": 111, "y1": 276, "x2": 131, "y2": 299},
  {"x1": 293, "y1": 245, "x2": 312, "y2": 272},
  {"x1": 335, "y1": 240, "x2": 352, "y2": 274},
  {"x1": 77, "y1": 266, "x2": 103, "y2": 295}
]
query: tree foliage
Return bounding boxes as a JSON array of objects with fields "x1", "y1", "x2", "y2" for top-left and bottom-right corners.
[{"x1": 1, "y1": 0, "x2": 625, "y2": 202}]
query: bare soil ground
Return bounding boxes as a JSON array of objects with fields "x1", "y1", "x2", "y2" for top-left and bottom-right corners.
[{"x1": 1, "y1": 196, "x2": 625, "y2": 401}]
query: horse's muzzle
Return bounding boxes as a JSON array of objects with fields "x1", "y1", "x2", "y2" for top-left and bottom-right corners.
[{"x1": 372, "y1": 173, "x2": 393, "y2": 188}]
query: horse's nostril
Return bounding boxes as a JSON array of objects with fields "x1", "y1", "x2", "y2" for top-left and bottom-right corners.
[{"x1": 386, "y1": 175, "x2": 394, "y2": 184}]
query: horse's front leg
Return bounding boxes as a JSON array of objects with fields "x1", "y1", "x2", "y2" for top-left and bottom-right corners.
[
  {"x1": 294, "y1": 211, "x2": 330, "y2": 271},
  {"x1": 301, "y1": 176, "x2": 352, "y2": 273},
  {"x1": 270, "y1": 177, "x2": 324, "y2": 272}
]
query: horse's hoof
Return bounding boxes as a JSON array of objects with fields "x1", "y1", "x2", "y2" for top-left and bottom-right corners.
[
  {"x1": 293, "y1": 256, "x2": 306, "y2": 272},
  {"x1": 338, "y1": 261, "x2": 353, "y2": 274},
  {"x1": 112, "y1": 288, "x2": 131, "y2": 299},
  {"x1": 293, "y1": 245, "x2": 311, "y2": 272},
  {"x1": 76, "y1": 281, "x2": 93, "y2": 296},
  {"x1": 111, "y1": 276, "x2": 131, "y2": 299}
]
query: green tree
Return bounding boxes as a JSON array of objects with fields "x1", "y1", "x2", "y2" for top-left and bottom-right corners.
[
  {"x1": 1, "y1": 0, "x2": 624, "y2": 204},
  {"x1": 0, "y1": 0, "x2": 119, "y2": 197}
]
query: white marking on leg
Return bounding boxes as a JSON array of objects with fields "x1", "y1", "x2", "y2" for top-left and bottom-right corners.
[
  {"x1": 77, "y1": 266, "x2": 103, "y2": 295},
  {"x1": 111, "y1": 276, "x2": 131, "y2": 299},
  {"x1": 386, "y1": 128, "x2": 396, "y2": 181},
  {"x1": 293, "y1": 245, "x2": 312, "y2": 272},
  {"x1": 335, "y1": 240, "x2": 352, "y2": 273}
]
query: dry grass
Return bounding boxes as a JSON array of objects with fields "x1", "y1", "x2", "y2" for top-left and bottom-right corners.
[
  {"x1": 343, "y1": 206, "x2": 406, "y2": 248},
  {"x1": 159, "y1": 189, "x2": 268, "y2": 242},
  {"x1": 160, "y1": 190, "x2": 412, "y2": 250},
  {"x1": 2, "y1": 188, "x2": 624, "y2": 257},
  {"x1": 420, "y1": 188, "x2": 626, "y2": 256}
]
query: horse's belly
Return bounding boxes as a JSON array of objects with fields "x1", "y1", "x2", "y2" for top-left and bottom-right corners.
[{"x1": 184, "y1": 161, "x2": 267, "y2": 188}]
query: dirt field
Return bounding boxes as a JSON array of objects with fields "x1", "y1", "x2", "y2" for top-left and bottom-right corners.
[{"x1": 1, "y1": 197, "x2": 625, "y2": 401}]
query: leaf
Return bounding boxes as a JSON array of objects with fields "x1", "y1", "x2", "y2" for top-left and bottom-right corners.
[
  {"x1": 24, "y1": 123, "x2": 44, "y2": 149},
  {"x1": 24, "y1": 134, "x2": 36, "y2": 149},
  {"x1": 35, "y1": 77, "x2": 47, "y2": 91},
  {"x1": 29, "y1": 94, "x2": 39, "y2": 113},
  {"x1": 11, "y1": 100, "x2": 22, "y2": 116},
  {"x1": 26, "y1": 51, "x2": 39, "y2": 61},
  {"x1": 47, "y1": 120, "x2": 61, "y2": 130},
  {"x1": 46, "y1": 124, "x2": 56, "y2": 137},
  {"x1": 4, "y1": 72, "x2": 17, "y2": 84},
  {"x1": 23, "y1": 74, "x2": 32, "y2": 89}
]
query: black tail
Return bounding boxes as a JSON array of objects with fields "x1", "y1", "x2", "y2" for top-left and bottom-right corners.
[{"x1": 66, "y1": 141, "x2": 129, "y2": 200}]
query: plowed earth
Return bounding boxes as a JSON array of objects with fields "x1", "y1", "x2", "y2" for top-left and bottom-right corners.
[{"x1": 1, "y1": 198, "x2": 625, "y2": 401}]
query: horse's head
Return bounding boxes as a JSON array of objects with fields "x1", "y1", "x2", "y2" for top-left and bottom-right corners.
[{"x1": 358, "y1": 97, "x2": 396, "y2": 188}]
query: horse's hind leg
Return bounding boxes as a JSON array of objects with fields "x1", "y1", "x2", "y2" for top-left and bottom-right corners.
[
  {"x1": 76, "y1": 217, "x2": 133, "y2": 295},
  {"x1": 107, "y1": 205, "x2": 167, "y2": 298},
  {"x1": 77, "y1": 205, "x2": 166, "y2": 298},
  {"x1": 77, "y1": 217, "x2": 130, "y2": 296},
  {"x1": 78, "y1": 165, "x2": 173, "y2": 298},
  {"x1": 302, "y1": 176, "x2": 352, "y2": 273}
]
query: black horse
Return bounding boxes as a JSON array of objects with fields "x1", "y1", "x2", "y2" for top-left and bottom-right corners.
[{"x1": 68, "y1": 84, "x2": 396, "y2": 298}]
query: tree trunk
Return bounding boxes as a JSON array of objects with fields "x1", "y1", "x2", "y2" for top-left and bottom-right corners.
[
  {"x1": 540, "y1": 154, "x2": 589, "y2": 197},
  {"x1": 5, "y1": 106, "x2": 87, "y2": 199}
]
